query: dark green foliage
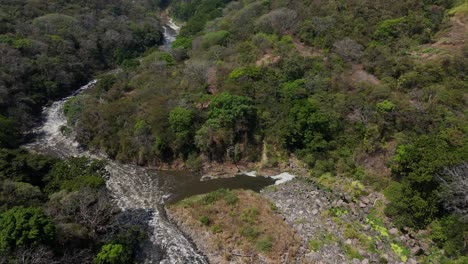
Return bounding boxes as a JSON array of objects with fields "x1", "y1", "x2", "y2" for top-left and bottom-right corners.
[
  {"x1": 0, "y1": 181, "x2": 45, "y2": 213},
  {"x1": 0, "y1": 0, "x2": 163, "y2": 133},
  {"x1": 173, "y1": 0, "x2": 230, "y2": 37},
  {"x1": 283, "y1": 98, "x2": 338, "y2": 154},
  {"x1": 199, "y1": 215, "x2": 211, "y2": 226},
  {"x1": 0, "y1": 148, "x2": 55, "y2": 186},
  {"x1": 44, "y1": 157, "x2": 107, "y2": 194},
  {"x1": 0, "y1": 206, "x2": 55, "y2": 252},
  {"x1": 0, "y1": 116, "x2": 19, "y2": 148},
  {"x1": 169, "y1": 107, "x2": 194, "y2": 156},
  {"x1": 196, "y1": 93, "x2": 257, "y2": 160},
  {"x1": 429, "y1": 215, "x2": 467, "y2": 257},
  {"x1": 172, "y1": 36, "x2": 193, "y2": 50},
  {"x1": 385, "y1": 135, "x2": 466, "y2": 229},
  {"x1": 256, "y1": 236, "x2": 273, "y2": 252}
]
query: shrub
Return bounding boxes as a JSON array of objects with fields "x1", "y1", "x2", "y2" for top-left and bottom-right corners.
[
  {"x1": 202, "y1": 30, "x2": 230, "y2": 49},
  {"x1": 374, "y1": 17, "x2": 406, "y2": 40},
  {"x1": 240, "y1": 207, "x2": 259, "y2": 224},
  {"x1": 228, "y1": 66, "x2": 261, "y2": 80},
  {"x1": 0, "y1": 207, "x2": 55, "y2": 252},
  {"x1": 201, "y1": 189, "x2": 228, "y2": 205},
  {"x1": 376, "y1": 100, "x2": 396, "y2": 113},
  {"x1": 95, "y1": 243, "x2": 131, "y2": 264},
  {"x1": 172, "y1": 36, "x2": 193, "y2": 49},
  {"x1": 199, "y1": 215, "x2": 211, "y2": 226},
  {"x1": 240, "y1": 225, "x2": 259, "y2": 241},
  {"x1": 429, "y1": 215, "x2": 467, "y2": 257},
  {"x1": 256, "y1": 236, "x2": 273, "y2": 252},
  {"x1": 223, "y1": 192, "x2": 239, "y2": 205}
]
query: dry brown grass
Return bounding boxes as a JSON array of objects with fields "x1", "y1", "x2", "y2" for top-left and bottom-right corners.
[{"x1": 167, "y1": 189, "x2": 303, "y2": 263}]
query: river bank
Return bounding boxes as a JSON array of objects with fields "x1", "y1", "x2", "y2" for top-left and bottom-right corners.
[{"x1": 167, "y1": 177, "x2": 438, "y2": 264}]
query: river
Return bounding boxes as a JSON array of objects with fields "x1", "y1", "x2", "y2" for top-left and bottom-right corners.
[{"x1": 23, "y1": 17, "x2": 274, "y2": 264}]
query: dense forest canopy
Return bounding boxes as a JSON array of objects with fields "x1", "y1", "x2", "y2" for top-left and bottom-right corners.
[{"x1": 0, "y1": 0, "x2": 163, "y2": 143}]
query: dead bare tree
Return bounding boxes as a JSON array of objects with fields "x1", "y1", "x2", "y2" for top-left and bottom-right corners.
[
  {"x1": 436, "y1": 162, "x2": 468, "y2": 222},
  {"x1": 332, "y1": 37, "x2": 364, "y2": 63},
  {"x1": 13, "y1": 246, "x2": 56, "y2": 264}
]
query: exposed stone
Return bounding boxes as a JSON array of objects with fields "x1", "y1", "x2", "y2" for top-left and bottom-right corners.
[
  {"x1": 389, "y1": 228, "x2": 398, "y2": 236},
  {"x1": 420, "y1": 242, "x2": 429, "y2": 252},
  {"x1": 359, "y1": 202, "x2": 367, "y2": 208},
  {"x1": 361, "y1": 258, "x2": 369, "y2": 264},
  {"x1": 411, "y1": 246, "x2": 422, "y2": 255},
  {"x1": 361, "y1": 197, "x2": 370, "y2": 204}
]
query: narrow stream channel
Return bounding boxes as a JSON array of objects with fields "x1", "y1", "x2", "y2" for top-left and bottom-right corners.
[{"x1": 23, "y1": 16, "x2": 275, "y2": 264}]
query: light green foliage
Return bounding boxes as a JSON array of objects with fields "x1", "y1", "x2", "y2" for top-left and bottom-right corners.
[
  {"x1": 374, "y1": 17, "x2": 406, "y2": 39},
  {"x1": 169, "y1": 107, "x2": 193, "y2": 133},
  {"x1": 202, "y1": 30, "x2": 230, "y2": 48},
  {"x1": 0, "y1": 34, "x2": 32, "y2": 49},
  {"x1": 95, "y1": 244, "x2": 130, "y2": 264},
  {"x1": 391, "y1": 243, "x2": 409, "y2": 262},
  {"x1": 281, "y1": 79, "x2": 307, "y2": 99},
  {"x1": 366, "y1": 215, "x2": 389, "y2": 237},
  {"x1": 0, "y1": 206, "x2": 55, "y2": 252},
  {"x1": 172, "y1": 36, "x2": 193, "y2": 49},
  {"x1": 376, "y1": 100, "x2": 396, "y2": 113},
  {"x1": 228, "y1": 66, "x2": 262, "y2": 80},
  {"x1": 329, "y1": 207, "x2": 349, "y2": 217},
  {"x1": 200, "y1": 189, "x2": 240, "y2": 206}
]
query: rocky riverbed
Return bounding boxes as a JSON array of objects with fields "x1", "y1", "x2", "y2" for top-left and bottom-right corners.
[{"x1": 262, "y1": 179, "x2": 429, "y2": 264}]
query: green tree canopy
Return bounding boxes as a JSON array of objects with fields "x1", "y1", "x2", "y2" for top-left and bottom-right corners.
[
  {"x1": 0, "y1": 206, "x2": 55, "y2": 252},
  {"x1": 95, "y1": 243, "x2": 131, "y2": 264}
]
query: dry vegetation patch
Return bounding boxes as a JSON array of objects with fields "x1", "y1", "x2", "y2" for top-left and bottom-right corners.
[{"x1": 167, "y1": 189, "x2": 302, "y2": 263}]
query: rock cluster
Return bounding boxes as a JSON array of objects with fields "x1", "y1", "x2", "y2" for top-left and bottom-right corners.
[{"x1": 262, "y1": 179, "x2": 426, "y2": 264}]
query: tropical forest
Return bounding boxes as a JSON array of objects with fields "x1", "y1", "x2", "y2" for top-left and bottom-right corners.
[{"x1": 0, "y1": 0, "x2": 467, "y2": 263}]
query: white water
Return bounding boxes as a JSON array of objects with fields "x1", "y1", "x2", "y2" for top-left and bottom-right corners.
[
  {"x1": 162, "y1": 18, "x2": 181, "y2": 50},
  {"x1": 24, "y1": 20, "x2": 209, "y2": 264}
]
